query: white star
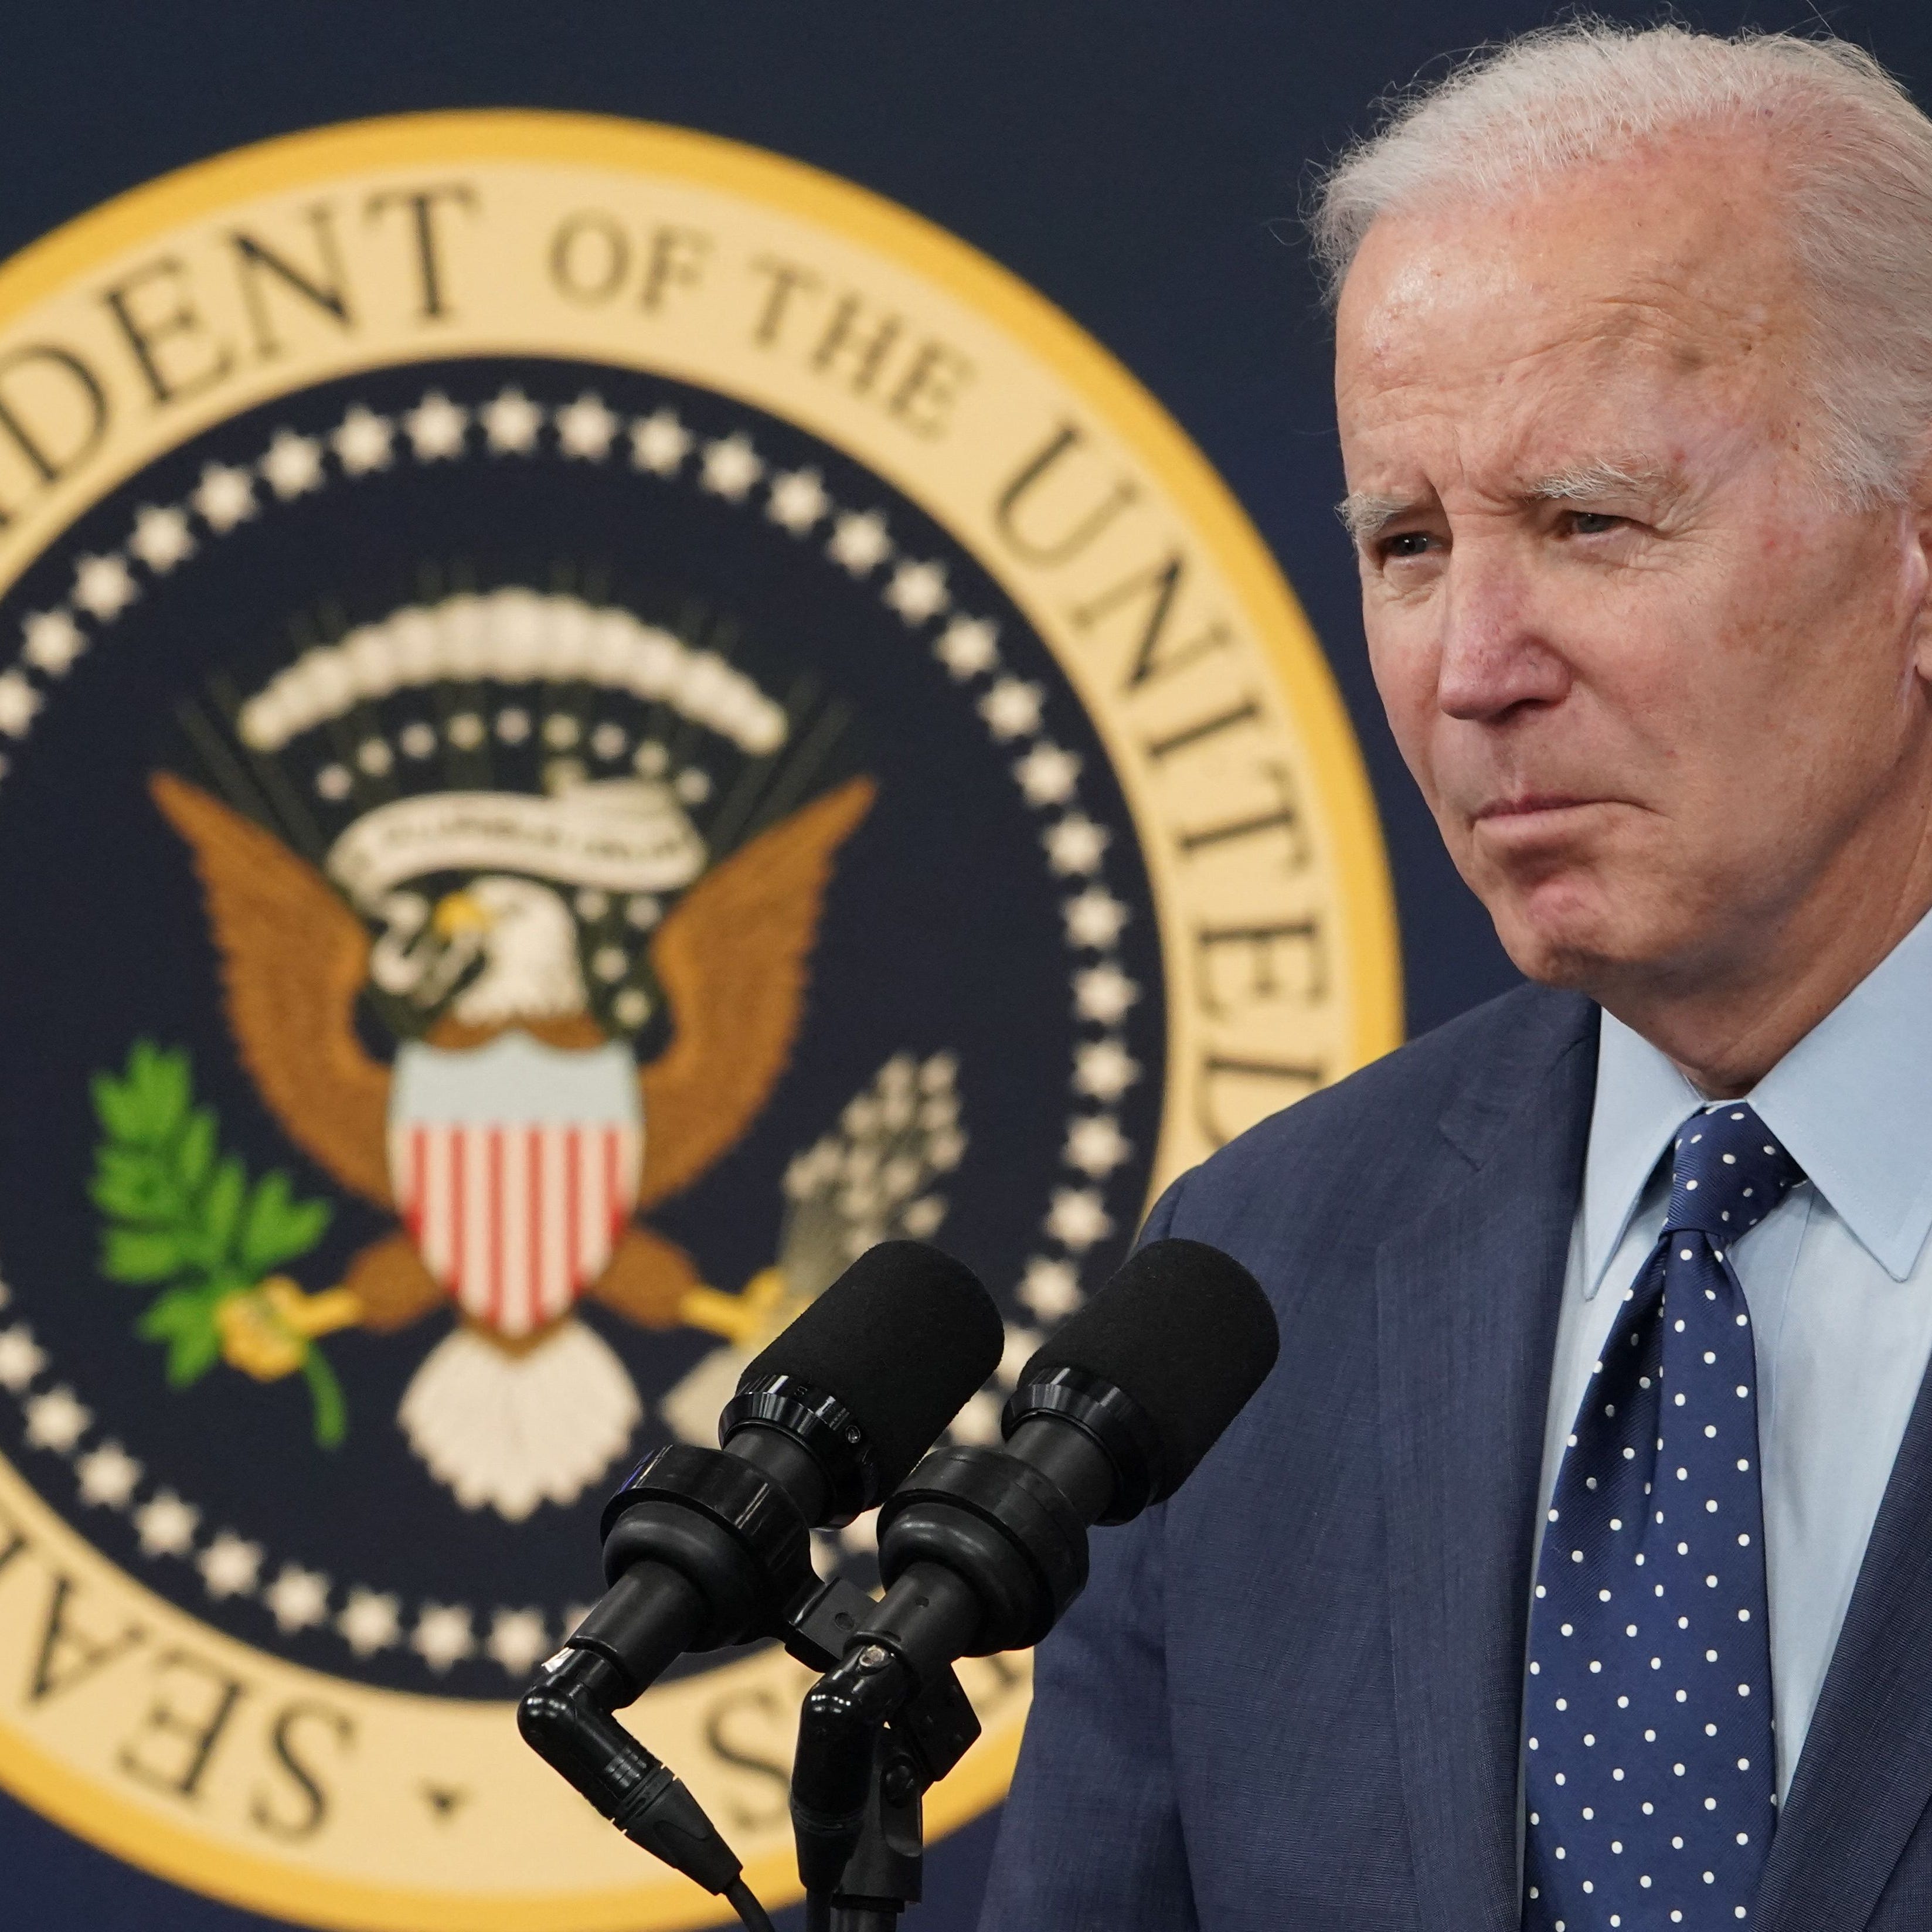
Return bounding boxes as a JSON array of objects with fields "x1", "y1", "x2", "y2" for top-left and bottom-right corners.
[
  {"x1": 1064, "y1": 887, "x2": 1130, "y2": 948},
  {"x1": 884, "y1": 560, "x2": 950, "y2": 623},
  {"x1": 315, "y1": 764, "x2": 352, "y2": 801},
  {"x1": 261, "y1": 430, "x2": 325, "y2": 500},
  {"x1": 555, "y1": 393, "x2": 618, "y2": 460},
  {"x1": 338, "y1": 1589, "x2": 402, "y2": 1657},
  {"x1": 129, "y1": 505, "x2": 196, "y2": 573},
  {"x1": 1045, "y1": 813, "x2": 1110, "y2": 875},
  {"x1": 591, "y1": 944, "x2": 629, "y2": 983},
  {"x1": 412, "y1": 1603, "x2": 476, "y2": 1671},
  {"x1": 828, "y1": 509, "x2": 892, "y2": 574},
  {"x1": 1074, "y1": 1039, "x2": 1141, "y2": 1103},
  {"x1": 590, "y1": 720, "x2": 627, "y2": 760},
  {"x1": 134, "y1": 1490, "x2": 199, "y2": 1558},
  {"x1": 23, "y1": 1386, "x2": 90, "y2": 1452},
  {"x1": 0, "y1": 672, "x2": 39, "y2": 739},
  {"x1": 0, "y1": 1324, "x2": 44, "y2": 1391},
  {"x1": 1046, "y1": 1188, "x2": 1114, "y2": 1251},
  {"x1": 400, "y1": 720, "x2": 437, "y2": 758},
  {"x1": 981, "y1": 678, "x2": 1045, "y2": 740},
  {"x1": 482, "y1": 387, "x2": 543, "y2": 454},
  {"x1": 74, "y1": 1441, "x2": 142, "y2": 1508},
  {"x1": 486, "y1": 1608, "x2": 550, "y2": 1676},
  {"x1": 1019, "y1": 1256, "x2": 1084, "y2": 1322},
  {"x1": 1015, "y1": 741, "x2": 1082, "y2": 806},
  {"x1": 264, "y1": 1563, "x2": 331, "y2": 1632},
  {"x1": 630, "y1": 409, "x2": 692, "y2": 475},
  {"x1": 1066, "y1": 1115, "x2": 1132, "y2": 1178},
  {"x1": 193, "y1": 462, "x2": 257, "y2": 532},
  {"x1": 404, "y1": 390, "x2": 468, "y2": 460},
  {"x1": 700, "y1": 432, "x2": 764, "y2": 500},
  {"x1": 1075, "y1": 964, "x2": 1141, "y2": 1025},
  {"x1": 356, "y1": 737, "x2": 392, "y2": 775},
  {"x1": 332, "y1": 406, "x2": 394, "y2": 475},
  {"x1": 767, "y1": 467, "x2": 831, "y2": 533},
  {"x1": 949, "y1": 1391, "x2": 1004, "y2": 1445},
  {"x1": 72, "y1": 553, "x2": 137, "y2": 620},
  {"x1": 935, "y1": 615, "x2": 999, "y2": 679},
  {"x1": 997, "y1": 1326, "x2": 1045, "y2": 1387},
  {"x1": 198, "y1": 1532, "x2": 262, "y2": 1599}
]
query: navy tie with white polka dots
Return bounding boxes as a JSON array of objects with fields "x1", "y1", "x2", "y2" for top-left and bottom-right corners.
[{"x1": 1522, "y1": 1103, "x2": 1802, "y2": 1931}]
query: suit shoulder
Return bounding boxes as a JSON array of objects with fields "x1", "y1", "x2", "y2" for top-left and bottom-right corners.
[{"x1": 1171, "y1": 982, "x2": 1589, "y2": 1217}]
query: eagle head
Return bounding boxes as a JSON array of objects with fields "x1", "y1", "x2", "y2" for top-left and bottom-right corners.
[{"x1": 433, "y1": 876, "x2": 588, "y2": 1026}]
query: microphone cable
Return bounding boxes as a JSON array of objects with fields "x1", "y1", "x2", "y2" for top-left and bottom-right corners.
[{"x1": 724, "y1": 1877, "x2": 778, "y2": 1932}]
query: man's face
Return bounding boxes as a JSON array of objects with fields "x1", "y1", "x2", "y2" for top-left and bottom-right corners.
[{"x1": 1336, "y1": 132, "x2": 1932, "y2": 999}]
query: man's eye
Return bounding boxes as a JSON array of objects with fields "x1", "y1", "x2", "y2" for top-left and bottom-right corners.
[
  {"x1": 1380, "y1": 530, "x2": 1436, "y2": 559},
  {"x1": 1566, "y1": 511, "x2": 1623, "y2": 536}
]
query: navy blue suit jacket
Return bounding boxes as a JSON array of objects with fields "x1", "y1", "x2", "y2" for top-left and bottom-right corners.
[{"x1": 979, "y1": 985, "x2": 1932, "y2": 1930}]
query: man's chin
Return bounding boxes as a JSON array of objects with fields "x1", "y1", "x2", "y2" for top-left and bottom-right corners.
[{"x1": 1482, "y1": 886, "x2": 1658, "y2": 994}]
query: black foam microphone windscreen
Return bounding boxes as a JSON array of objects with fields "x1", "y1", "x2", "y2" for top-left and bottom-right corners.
[
  {"x1": 737, "y1": 1239, "x2": 1005, "y2": 1494},
  {"x1": 1013, "y1": 1237, "x2": 1279, "y2": 1497}
]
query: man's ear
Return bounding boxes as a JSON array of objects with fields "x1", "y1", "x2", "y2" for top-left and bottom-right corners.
[{"x1": 1905, "y1": 439, "x2": 1932, "y2": 686}]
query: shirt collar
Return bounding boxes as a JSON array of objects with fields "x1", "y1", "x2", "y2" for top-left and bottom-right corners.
[{"x1": 1583, "y1": 904, "x2": 1932, "y2": 1293}]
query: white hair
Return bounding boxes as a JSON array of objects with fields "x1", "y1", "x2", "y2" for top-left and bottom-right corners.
[{"x1": 1311, "y1": 22, "x2": 1932, "y2": 505}]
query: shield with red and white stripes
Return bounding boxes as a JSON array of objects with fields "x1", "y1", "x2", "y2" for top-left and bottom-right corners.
[{"x1": 387, "y1": 1035, "x2": 644, "y2": 1341}]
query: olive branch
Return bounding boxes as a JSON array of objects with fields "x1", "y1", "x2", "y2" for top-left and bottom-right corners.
[{"x1": 90, "y1": 1040, "x2": 346, "y2": 1446}]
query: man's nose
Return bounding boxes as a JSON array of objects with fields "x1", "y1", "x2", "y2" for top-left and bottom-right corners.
[{"x1": 1434, "y1": 546, "x2": 1570, "y2": 722}]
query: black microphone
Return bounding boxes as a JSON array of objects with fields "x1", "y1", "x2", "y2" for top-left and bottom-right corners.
[
  {"x1": 790, "y1": 1238, "x2": 1278, "y2": 1898},
  {"x1": 519, "y1": 1240, "x2": 1002, "y2": 1906}
]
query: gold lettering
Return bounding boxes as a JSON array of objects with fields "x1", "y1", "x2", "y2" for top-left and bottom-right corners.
[
  {"x1": 117, "y1": 1648, "x2": 247, "y2": 1801},
  {"x1": 1195, "y1": 919, "x2": 1325, "y2": 1018},
  {"x1": 1144, "y1": 694, "x2": 1262, "y2": 764},
  {"x1": 229, "y1": 203, "x2": 353, "y2": 359},
  {"x1": 0, "y1": 343, "x2": 107, "y2": 511},
  {"x1": 885, "y1": 339, "x2": 973, "y2": 438},
  {"x1": 994, "y1": 423, "x2": 1137, "y2": 564},
  {"x1": 26, "y1": 1573, "x2": 143, "y2": 1704},
  {"x1": 640, "y1": 224, "x2": 712, "y2": 311},
  {"x1": 98, "y1": 255, "x2": 233, "y2": 408},
  {"x1": 364, "y1": 184, "x2": 477, "y2": 321},
  {"x1": 811, "y1": 292, "x2": 903, "y2": 396},
  {"x1": 702, "y1": 1687, "x2": 791, "y2": 1831},
  {"x1": 747, "y1": 254, "x2": 822, "y2": 346},
  {"x1": 549, "y1": 209, "x2": 630, "y2": 305},
  {"x1": 1069, "y1": 550, "x2": 1232, "y2": 692},
  {"x1": 251, "y1": 1698, "x2": 354, "y2": 1841},
  {"x1": 1175, "y1": 763, "x2": 1309, "y2": 871}
]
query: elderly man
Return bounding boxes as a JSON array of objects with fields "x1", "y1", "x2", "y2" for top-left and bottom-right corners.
[{"x1": 979, "y1": 24, "x2": 1932, "y2": 1932}]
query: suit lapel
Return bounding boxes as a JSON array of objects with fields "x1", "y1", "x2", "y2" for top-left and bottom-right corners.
[
  {"x1": 1377, "y1": 992, "x2": 1597, "y2": 1930},
  {"x1": 1756, "y1": 1354, "x2": 1932, "y2": 1930}
]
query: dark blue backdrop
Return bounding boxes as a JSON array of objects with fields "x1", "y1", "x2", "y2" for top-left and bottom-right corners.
[{"x1": 2, "y1": 2, "x2": 1924, "y2": 1926}]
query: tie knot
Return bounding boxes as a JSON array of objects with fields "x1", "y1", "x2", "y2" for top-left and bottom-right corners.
[{"x1": 1664, "y1": 1103, "x2": 1804, "y2": 1238}]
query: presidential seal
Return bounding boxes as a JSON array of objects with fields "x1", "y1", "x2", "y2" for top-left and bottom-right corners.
[{"x1": 0, "y1": 115, "x2": 1399, "y2": 1928}]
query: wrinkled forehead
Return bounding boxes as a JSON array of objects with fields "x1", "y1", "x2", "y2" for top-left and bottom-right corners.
[{"x1": 1335, "y1": 131, "x2": 1807, "y2": 431}]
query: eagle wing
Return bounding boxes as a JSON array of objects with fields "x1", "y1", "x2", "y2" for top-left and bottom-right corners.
[
  {"x1": 151, "y1": 773, "x2": 393, "y2": 1207},
  {"x1": 638, "y1": 775, "x2": 875, "y2": 1210}
]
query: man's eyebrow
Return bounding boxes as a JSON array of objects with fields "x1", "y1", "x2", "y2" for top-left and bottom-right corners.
[
  {"x1": 1335, "y1": 492, "x2": 1413, "y2": 543},
  {"x1": 1519, "y1": 459, "x2": 1677, "y2": 503},
  {"x1": 1336, "y1": 462, "x2": 1681, "y2": 542}
]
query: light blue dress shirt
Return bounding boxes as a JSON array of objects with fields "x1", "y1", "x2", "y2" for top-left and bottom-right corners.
[{"x1": 1533, "y1": 906, "x2": 1932, "y2": 1802}]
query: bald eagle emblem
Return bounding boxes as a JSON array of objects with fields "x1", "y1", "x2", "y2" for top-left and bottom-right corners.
[{"x1": 140, "y1": 590, "x2": 875, "y2": 1522}]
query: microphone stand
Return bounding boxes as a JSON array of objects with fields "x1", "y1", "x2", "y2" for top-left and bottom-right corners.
[{"x1": 791, "y1": 1639, "x2": 981, "y2": 1930}]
